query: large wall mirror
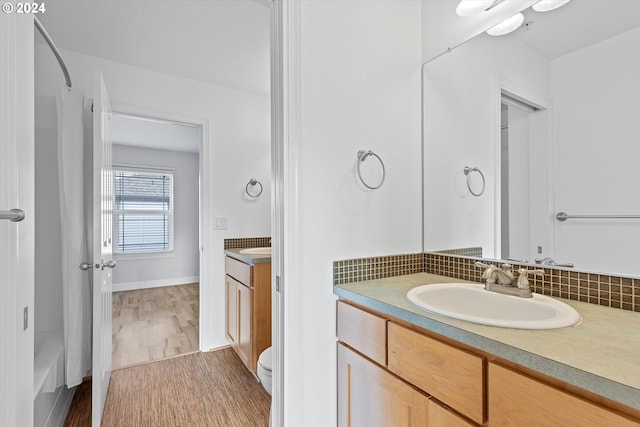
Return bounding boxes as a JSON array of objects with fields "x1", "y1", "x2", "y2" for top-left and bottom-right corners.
[{"x1": 423, "y1": 0, "x2": 640, "y2": 276}]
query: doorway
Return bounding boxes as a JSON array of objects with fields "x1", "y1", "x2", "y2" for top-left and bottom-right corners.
[
  {"x1": 109, "y1": 112, "x2": 202, "y2": 369},
  {"x1": 30, "y1": 2, "x2": 273, "y2": 424},
  {"x1": 499, "y1": 91, "x2": 547, "y2": 263}
]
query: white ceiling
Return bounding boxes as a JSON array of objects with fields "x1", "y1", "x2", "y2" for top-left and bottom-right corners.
[
  {"x1": 111, "y1": 113, "x2": 201, "y2": 153},
  {"x1": 37, "y1": 0, "x2": 271, "y2": 95},
  {"x1": 510, "y1": 0, "x2": 640, "y2": 59},
  {"x1": 424, "y1": 0, "x2": 640, "y2": 63}
]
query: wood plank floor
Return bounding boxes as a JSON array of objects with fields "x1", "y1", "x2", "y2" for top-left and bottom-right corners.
[
  {"x1": 64, "y1": 348, "x2": 271, "y2": 427},
  {"x1": 112, "y1": 283, "x2": 199, "y2": 370}
]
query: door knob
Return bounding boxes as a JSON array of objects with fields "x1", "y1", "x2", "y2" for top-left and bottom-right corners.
[
  {"x1": 101, "y1": 259, "x2": 117, "y2": 270},
  {"x1": 79, "y1": 262, "x2": 95, "y2": 271}
]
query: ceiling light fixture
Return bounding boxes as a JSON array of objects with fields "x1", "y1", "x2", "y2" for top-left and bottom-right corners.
[
  {"x1": 456, "y1": 0, "x2": 495, "y2": 17},
  {"x1": 532, "y1": 0, "x2": 571, "y2": 13},
  {"x1": 486, "y1": 12, "x2": 525, "y2": 36}
]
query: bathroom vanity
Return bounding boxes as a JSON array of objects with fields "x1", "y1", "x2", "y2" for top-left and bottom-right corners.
[
  {"x1": 224, "y1": 249, "x2": 271, "y2": 372},
  {"x1": 335, "y1": 273, "x2": 640, "y2": 427}
]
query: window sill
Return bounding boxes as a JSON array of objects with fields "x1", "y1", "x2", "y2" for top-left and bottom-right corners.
[{"x1": 113, "y1": 251, "x2": 176, "y2": 261}]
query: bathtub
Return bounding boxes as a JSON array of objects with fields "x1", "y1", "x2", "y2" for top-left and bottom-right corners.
[
  {"x1": 34, "y1": 329, "x2": 74, "y2": 427},
  {"x1": 34, "y1": 329, "x2": 64, "y2": 396}
]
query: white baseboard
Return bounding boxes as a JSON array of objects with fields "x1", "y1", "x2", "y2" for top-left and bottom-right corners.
[
  {"x1": 44, "y1": 385, "x2": 74, "y2": 427},
  {"x1": 112, "y1": 276, "x2": 199, "y2": 292},
  {"x1": 206, "y1": 343, "x2": 232, "y2": 352}
]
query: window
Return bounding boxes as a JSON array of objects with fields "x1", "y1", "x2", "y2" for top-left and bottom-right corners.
[{"x1": 113, "y1": 167, "x2": 174, "y2": 255}]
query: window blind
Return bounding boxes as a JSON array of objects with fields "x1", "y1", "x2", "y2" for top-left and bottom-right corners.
[{"x1": 114, "y1": 168, "x2": 174, "y2": 254}]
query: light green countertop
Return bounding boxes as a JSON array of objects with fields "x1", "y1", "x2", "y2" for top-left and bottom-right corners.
[
  {"x1": 224, "y1": 248, "x2": 271, "y2": 265},
  {"x1": 334, "y1": 272, "x2": 640, "y2": 411}
]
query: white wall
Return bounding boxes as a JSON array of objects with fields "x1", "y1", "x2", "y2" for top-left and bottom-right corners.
[
  {"x1": 551, "y1": 27, "x2": 640, "y2": 275},
  {"x1": 287, "y1": 1, "x2": 423, "y2": 425},
  {"x1": 423, "y1": 33, "x2": 549, "y2": 257},
  {"x1": 34, "y1": 43, "x2": 270, "y2": 351},
  {"x1": 111, "y1": 145, "x2": 199, "y2": 291}
]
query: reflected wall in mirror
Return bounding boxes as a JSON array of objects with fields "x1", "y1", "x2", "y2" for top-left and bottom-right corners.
[{"x1": 423, "y1": 0, "x2": 640, "y2": 276}]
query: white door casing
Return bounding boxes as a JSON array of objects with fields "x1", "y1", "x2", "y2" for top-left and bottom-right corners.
[
  {"x1": 0, "y1": 12, "x2": 35, "y2": 427},
  {"x1": 270, "y1": 1, "x2": 303, "y2": 425},
  {"x1": 92, "y1": 72, "x2": 114, "y2": 426}
]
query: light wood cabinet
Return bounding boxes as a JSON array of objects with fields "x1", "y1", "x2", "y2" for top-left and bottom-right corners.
[
  {"x1": 337, "y1": 299, "x2": 640, "y2": 427},
  {"x1": 489, "y1": 362, "x2": 640, "y2": 427},
  {"x1": 336, "y1": 301, "x2": 387, "y2": 366},
  {"x1": 388, "y1": 322, "x2": 485, "y2": 424},
  {"x1": 337, "y1": 301, "x2": 477, "y2": 427},
  {"x1": 338, "y1": 343, "x2": 429, "y2": 427},
  {"x1": 225, "y1": 255, "x2": 271, "y2": 372}
]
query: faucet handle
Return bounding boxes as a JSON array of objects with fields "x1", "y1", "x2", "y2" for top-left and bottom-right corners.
[
  {"x1": 516, "y1": 268, "x2": 545, "y2": 290},
  {"x1": 475, "y1": 261, "x2": 497, "y2": 281}
]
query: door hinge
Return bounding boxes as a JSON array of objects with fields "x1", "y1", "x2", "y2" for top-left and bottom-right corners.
[{"x1": 275, "y1": 275, "x2": 281, "y2": 293}]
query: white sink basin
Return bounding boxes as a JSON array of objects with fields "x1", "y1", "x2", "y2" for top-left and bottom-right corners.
[
  {"x1": 239, "y1": 247, "x2": 271, "y2": 255},
  {"x1": 406, "y1": 283, "x2": 581, "y2": 329}
]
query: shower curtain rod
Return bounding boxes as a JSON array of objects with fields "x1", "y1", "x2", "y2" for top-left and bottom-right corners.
[{"x1": 34, "y1": 16, "x2": 72, "y2": 89}]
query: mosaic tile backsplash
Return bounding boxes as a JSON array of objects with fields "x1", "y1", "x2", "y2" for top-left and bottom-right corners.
[
  {"x1": 426, "y1": 252, "x2": 640, "y2": 312},
  {"x1": 333, "y1": 254, "x2": 424, "y2": 285},
  {"x1": 224, "y1": 237, "x2": 271, "y2": 250},
  {"x1": 333, "y1": 252, "x2": 640, "y2": 313}
]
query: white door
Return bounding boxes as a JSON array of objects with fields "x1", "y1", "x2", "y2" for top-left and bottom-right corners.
[{"x1": 92, "y1": 72, "x2": 115, "y2": 426}]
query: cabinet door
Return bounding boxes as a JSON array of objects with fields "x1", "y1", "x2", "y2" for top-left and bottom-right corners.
[
  {"x1": 237, "y1": 282, "x2": 253, "y2": 369},
  {"x1": 338, "y1": 344, "x2": 429, "y2": 427},
  {"x1": 225, "y1": 276, "x2": 238, "y2": 347},
  {"x1": 489, "y1": 362, "x2": 640, "y2": 427}
]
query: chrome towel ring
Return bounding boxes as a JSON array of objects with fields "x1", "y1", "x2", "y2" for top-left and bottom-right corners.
[
  {"x1": 357, "y1": 150, "x2": 386, "y2": 190},
  {"x1": 246, "y1": 179, "x2": 263, "y2": 198},
  {"x1": 464, "y1": 166, "x2": 485, "y2": 197}
]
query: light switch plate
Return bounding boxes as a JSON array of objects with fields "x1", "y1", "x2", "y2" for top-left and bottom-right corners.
[{"x1": 214, "y1": 216, "x2": 228, "y2": 230}]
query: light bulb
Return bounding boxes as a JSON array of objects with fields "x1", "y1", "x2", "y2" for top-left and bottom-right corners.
[
  {"x1": 486, "y1": 12, "x2": 525, "y2": 36},
  {"x1": 532, "y1": 0, "x2": 571, "y2": 13},
  {"x1": 456, "y1": 0, "x2": 495, "y2": 17}
]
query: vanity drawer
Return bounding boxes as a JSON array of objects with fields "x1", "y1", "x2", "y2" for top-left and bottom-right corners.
[
  {"x1": 388, "y1": 322, "x2": 485, "y2": 424},
  {"x1": 225, "y1": 256, "x2": 252, "y2": 285},
  {"x1": 337, "y1": 301, "x2": 387, "y2": 366},
  {"x1": 489, "y1": 362, "x2": 640, "y2": 427}
]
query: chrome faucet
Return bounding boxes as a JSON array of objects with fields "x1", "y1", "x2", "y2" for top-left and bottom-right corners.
[
  {"x1": 475, "y1": 262, "x2": 516, "y2": 286},
  {"x1": 475, "y1": 262, "x2": 543, "y2": 298}
]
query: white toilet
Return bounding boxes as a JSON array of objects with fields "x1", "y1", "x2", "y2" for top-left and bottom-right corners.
[{"x1": 257, "y1": 346, "x2": 273, "y2": 426}]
